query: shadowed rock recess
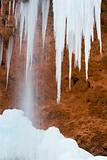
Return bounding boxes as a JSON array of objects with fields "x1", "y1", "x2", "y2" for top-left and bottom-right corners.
[{"x1": 0, "y1": 0, "x2": 107, "y2": 157}]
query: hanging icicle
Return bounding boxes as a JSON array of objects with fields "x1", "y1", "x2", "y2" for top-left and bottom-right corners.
[
  {"x1": 25, "y1": 0, "x2": 39, "y2": 76},
  {"x1": 16, "y1": 0, "x2": 50, "y2": 76},
  {"x1": 42, "y1": 0, "x2": 50, "y2": 47},
  {"x1": 12, "y1": 0, "x2": 15, "y2": 15},
  {"x1": 19, "y1": 1, "x2": 29, "y2": 54},
  {"x1": 0, "y1": 36, "x2": 3, "y2": 66},
  {"x1": 6, "y1": 36, "x2": 13, "y2": 86},
  {"x1": 5, "y1": 0, "x2": 102, "y2": 103},
  {"x1": 53, "y1": 0, "x2": 102, "y2": 103},
  {"x1": 9, "y1": 0, "x2": 12, "y2": 15}
]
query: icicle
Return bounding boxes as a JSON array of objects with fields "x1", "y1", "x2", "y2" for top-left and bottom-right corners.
[
  {"x1": 53, "y1": 0, "x2": 66, "y2": 103},
  {"x1": 19, "y1": 2, "x2": 28, "y2": 54},
  {"x1": 1, "y1": 0, "x2": 3, "y2": 15},
  {"x1": 6, "y1": 36, "x2": 13, "y2": 87},
  {"x1": 94, "y1": 0, "x2": 102, "y2": 54},
  {"x1": 9, "y1": 0, "x2": 12, "y2": 15},
  {"x1": 15, "y1": 3, "x2": 19, "y2": 28},
  {"x1": 42, "y1": 0, "x2": 50, "y2": 47},
  {"x1": 12, "y1": 0, "x2": 15, "y2": 15},
  {"x1": 53, "y1": 0, "x2": 102, "y2": 103},
  {"x1": 15, "y1": 0, "x2": 39, "y2": 78},
  {"x1": 26, "y1": 0, "x2": 39, "y2": 77},
  {"x1": 0, "y1": 36, "x2": 3, "y2": 66},
  {"x1": 67, "y1": 33, "x2": 73, "y2": 89},
  {"x1": 14, "y1": 0, "x2": 102, "y2": 103},
  {"x1": 15, "y1": 2, "x2": 21, "y2": 29}
]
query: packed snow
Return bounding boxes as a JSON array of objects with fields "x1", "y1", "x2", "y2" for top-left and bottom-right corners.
[
  {"x1": 0, "y1": 109, "x2": 106, "y2": 160},
  {"x1": 53, "y1": 0, "x2": 102, "y2": 103}
]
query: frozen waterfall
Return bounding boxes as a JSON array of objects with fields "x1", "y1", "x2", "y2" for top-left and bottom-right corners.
[
  {"x1": 5, "y1": 0, "x2": 102, "y2": 103},
  {"x1": 53, "y1": 0, "x2": 102, "y2": 103}
]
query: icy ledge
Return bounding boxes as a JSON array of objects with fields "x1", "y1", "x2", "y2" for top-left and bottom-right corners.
[{"x1": 0, "y1": 109, "x2": 106, "y2": 160}]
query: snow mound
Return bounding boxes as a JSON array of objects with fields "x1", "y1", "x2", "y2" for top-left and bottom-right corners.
[{"x1": 0, "y1": 109, "x2": 106, "y2": 160}]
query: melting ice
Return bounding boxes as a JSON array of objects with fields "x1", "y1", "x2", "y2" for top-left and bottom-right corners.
[{"x1": 0, "y1": 109, "x2": 106, "y2": 160}]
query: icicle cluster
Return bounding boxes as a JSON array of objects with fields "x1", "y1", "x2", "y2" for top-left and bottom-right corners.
[
  {"x1": 9, "y1": 0, "x2": 16, "y2": 15},
  {"x1": 53, "y1": 0, "x2": 102, "y2": 103},
  {"x1": 0, "y1": 0, "x2": 16, "y2": 85},
  {"x1": 0, "y1": 0, "x2": 102, "y2": 103},
  {"x1": 15, "y1": 0, "x2": 50, "y2": 77}
]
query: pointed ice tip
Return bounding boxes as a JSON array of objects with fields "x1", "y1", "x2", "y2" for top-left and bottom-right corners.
[
  {"x1": 86, "y1": 74, "x2": 88, "y2": 81},
  {"x1": 57, "y1": 97, "x2": 60, "y2": 104},
  {"x1": 6, "y1": 79, "x2": 8, "y2": 90},
  {"x1": 69, "y1": 79, "x2": 71, "y2": 91},
  {"x1": 42, "y1": 38, "x2": 45, "y2": 49},
  {"x1": 100, "y1": 46, "x2": 102, "y2": 56}
]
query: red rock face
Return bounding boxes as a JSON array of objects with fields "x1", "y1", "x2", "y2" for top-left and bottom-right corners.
[{"x1": 0, "y1": 0, "x2": 107, "y2": 156}]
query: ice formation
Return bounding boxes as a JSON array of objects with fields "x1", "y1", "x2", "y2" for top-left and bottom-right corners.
[
  {"x1": 25, "y1": 0, "x2": 39, "y2": 75},
  {"x1": 41, "y1": 0, "x2": 50, "y2": 47},
  {"x1": 0, "y1": 109, "x2": 106, "y2": 160},
  {"x1": 6, "y1": 36, "x2": 13, "y2": 86},
  {"x1": 15, "y1": 0, "x2": 38, "y2": 74},
  {"x1": 18, "y1": 1, "x2": 29, "y2": 54},
  {"x1": 0, "y1": 36, "x2": 3, "y2": 66},
  {"x1": 9, "y1": 0, "x2": 11, "y2": 15},
  {"x1": 16, "y1": 0, "x2": 50, "y2": 76},
  {"x1": 53, "y1": 0, "x2": 102, "y2": 103},
  {"x1": 0, "y1": 0, "x2": 102, "y2": 102},
  {"x1": 21, "y1": 70, "x2": 34, "y2": 119},
  {"x1": 12, "y1": 0, "x2": 16, "y2": 14}
]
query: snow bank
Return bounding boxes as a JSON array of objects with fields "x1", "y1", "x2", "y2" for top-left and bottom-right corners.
[{"x1": 0, "y1": 109, "x2": 106, "y2": 160}]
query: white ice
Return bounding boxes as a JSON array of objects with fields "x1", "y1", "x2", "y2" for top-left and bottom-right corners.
[
  {"x1": 6, "y1": 0, "x2": 102, "y2": 103},
  {"x1": 16, "y1": 0, "x2": 50, "y2": 76},
  {"x1": 15, "y1": 0, "x2": 38, "y2": 74},
  {"x1": 41, "y1": 0, "x2": 50, "y2": 47},
  {"x1": 0, "y1": 109, "x2": 106, "y2": 160},
  {"x1": 12, "y1": 0, "x2": 16, "y2": 14},
  {"x1": 21, "y1": 69, "x2": 34, "y2": 120},
  {"x1": 16, "y1": 1, "x2": 29, "y2": 54},
  {"x1": 9, "y1": 0, "x2": 11, "y2": 15},
  {"x1": 14, "y1": 0, "x2": 102, "y2": 103},
  {"x1": 6, "y1": 36, "x2": 13, "y2": 86},
  {"x1": 0, "y1": 36, "x2": 3, "y2": 66},
  {"x1": 25, "y1": 0, "x2": 39, "y2": 76},
  {"x1": 53, "y1": 0, "x2": 102, "y2": 103}
]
